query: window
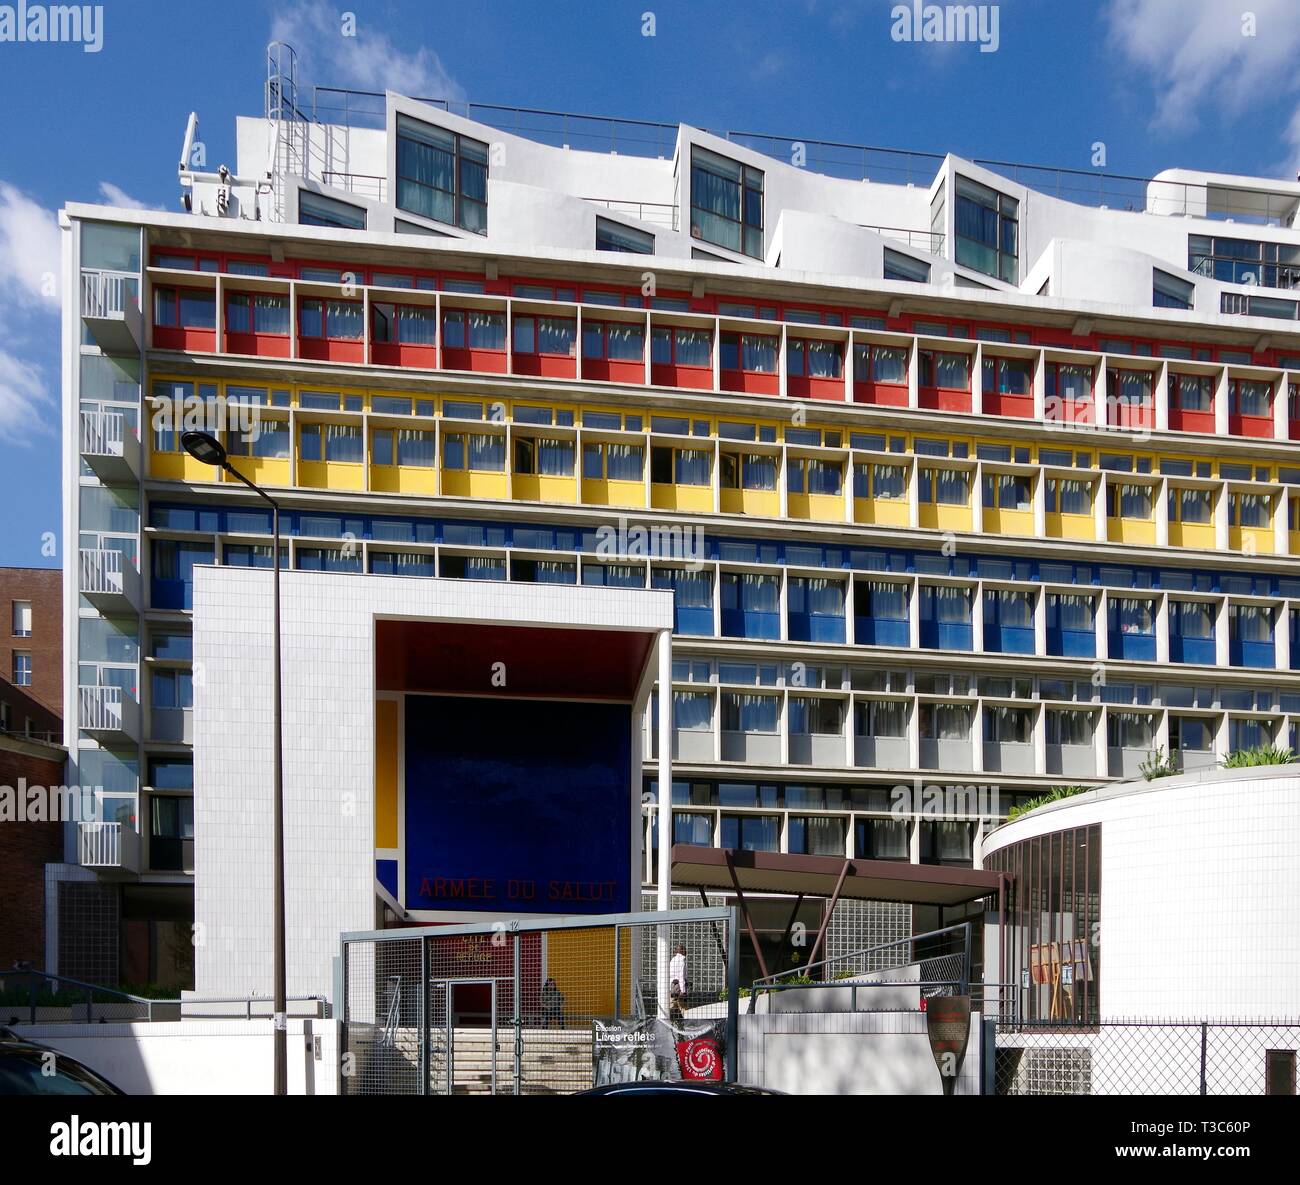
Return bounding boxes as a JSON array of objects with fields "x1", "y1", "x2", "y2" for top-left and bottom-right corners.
[
  {"x1": 300, "y1": 423, "x2": 363, "y2": 463},
  {"x1": 297, "y1": 189, "x2": 366, "y2": 229},
  {"x1": 512, "y1": 315, "x2": 577, "y2": 356},
  {"x1": 442, "y1": 310, "x2": 506, "y2": 351},
  {"x1": 651, "y1": 446, "x2": 710, "y2": 485},
  {"x1": 720, "y1": 332, "x2": 778, "y2": 373},
  {"x1": 225, "y1": 292, "x2": 290, "y2": 335},
  {"x1": 12, "y1": 601, "x2": 31, "y2": 637},
  {"x1": 152, "y1": 668, "x2": 193, "y2": 710},
  {"x1": 720, "y1": 453, "x2": 777, "y2": 491},
  {"x1": 919, "y1": 350, "x2": 971, "y2": 390},
  {"x1": 1107, "y1": 483, "x2": 1153, "y2": 519},
  {"x1": 1153, "y1": 269, "x2": 1194, "y2": 309},
  {"x1": 852, "y1": 344, "x2": 908, "y2": 384},
  {"x1": 12, "y1": 651, "x2": 31, "y2": 686},
  {"x1": 883, "y1": 248, "x2": 931, "y2": 283},
  {"x1": 1168, "y1": 487, "x2": 1213, "y2": 524},
  {"x1": 373, "y1": 428, "x2": 436, "y2": 467},
  {"x1": 595, "y1": 217, "x2": 653, "y2": 254},
  {"x1": 1189, "y1": 234, "x2": 1300, "y2": 289},
  {"x1": 954, "y1": 175, "x2": 1018, "y2": 282},
  {"x1": 919, "y1": 467, "x2": 970, "y2": 505},
  {"x1": 788, "y1": 339, "x2": 843, "y2": 379},
  {"x1": 1046, "y1": 478, "x2": 1092, "y2": 516},
  {"x1": 1231, "y1": 378, "x2": 1273, "y2": 418},
  {"x1": 153, "y1": 287, "x2": 215, "y2": 329},
  {"x1": 582, "y1": 320, "x2": 645, "y2": 361},
  {"x1": 299, "y1": 299, "x2": 363, "y2": 340},
  {"x1": 721, "y1": 692, "x2": 779, "y2": 733},
  {"x1": 1171, "y1": 372, "x2": 1213, "y2": 412},
  {"x1": 514, "y1": 436, "x2": 575, "y2": 477},
  {"x1": 395, "y1": 114, "x2": 488, "y2": 233},
  {"x1": 788, "y1": 457, "x2": 843, "y2": 496},
  {"x1": 1266, "y1": 1050, "x2": 1297, "y2": 1096},
  {"x1": 983, "y1": 473, "x2": 1032, "y2": 510},
  {"x1": 690, "y1": 146, "x2": 763, "y2": 258},
  {"x1": 982, "y1": 355, "x2": 1033, "y2": 396},
  {"x1": 443, "y1": 432, "x2": 506, "y2": 472},
  {"x1": 371, "y1": 303, "x2": 437, "y2": 345},
  {"x1": 583, "y1": 442, "x2": 644, "y2": 481},
  {"x1": 651, "y1": 327, "x2": 712, "y2": 368},
  {"x1": 1231, "y1": 491, "x2": 1272, "y2": 528}
]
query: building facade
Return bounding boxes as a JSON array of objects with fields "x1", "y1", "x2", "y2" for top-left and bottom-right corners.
[
  {"x1": 0, "y1": 566, "x2": 61, "y2": 732},
  {"x1": 55, "y1": 47, "x2": 1300, "y2": 987}
]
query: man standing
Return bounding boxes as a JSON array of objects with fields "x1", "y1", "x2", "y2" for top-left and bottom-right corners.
[{"x1": 669, "y1": 942, "x2": 688, "y2": 1025}]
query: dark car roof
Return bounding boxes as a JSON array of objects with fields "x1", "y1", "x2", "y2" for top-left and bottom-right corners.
[
  {"x1": 0, "y1": 1028, "x2": 125, "y2": 1095},
  {"x1": 577, "y1": 1081, "x2": 783, "y2": 1096}
]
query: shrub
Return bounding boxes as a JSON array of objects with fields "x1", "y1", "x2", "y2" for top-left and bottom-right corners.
[
  {"x1": 1139, "y1": 747, "x2": 1179, "y2": 781},
  {"x1": 1006, "y1": 784, "x2": 1091, "y2": 822},
  {"x1": 1223, "y1": 745, "x2": 1296, "y2": 769}
]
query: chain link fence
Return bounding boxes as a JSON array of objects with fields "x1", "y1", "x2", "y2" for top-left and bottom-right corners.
[
  {"x1": 340, "y1": 908, "x2": 738, "y2": 1095},
  {"x1": 994, "y1": 1021, "x2": 1300, "y2": 1095}
]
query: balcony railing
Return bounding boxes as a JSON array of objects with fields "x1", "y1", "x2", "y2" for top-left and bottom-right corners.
[
  {"x1": 80, "y1": 268, "x2": 136, "y2": 319},
  {"x1": 78, "y1": 821, "x2": 141, "y2": 873},
  {"x1": 79, "y1": 684, "x2": 123, "y2": 731},
  {"x1": 79, "y1": 546, "x2": 123, "y2": 596},
  {"x1": 80, "y1": 409, "x2": 126, "y2": 456}
]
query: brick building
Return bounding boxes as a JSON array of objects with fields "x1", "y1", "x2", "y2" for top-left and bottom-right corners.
[{"x1": 0, "y1": 566, "x2": 61, "y2": 719}]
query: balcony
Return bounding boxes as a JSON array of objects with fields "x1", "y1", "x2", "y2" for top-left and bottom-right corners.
[
  {"x1": 854, "y1": 735, "x2": 911, "y2": 770},
  {"x1": 150, "y1": 706, "x2": 193, "y2": 745},
  {"x1": 78, "y1": 684, "x2": 140, "y2": 742},
  {"x1": 788, "y1": 733, "x2": 847, "y2": 767},
  {"x1": 80, "y1": 268, "x2": 141, "y2": 352},
  {"x1": 78, "y1": 547, "x2": 140, "y2": 611},
  {"x1": 1046, "y1": 743, "x2": 1097, "y2": 778},
  {"x1": 78, "y1": 821, "x2": 141, "y2": 877},
  {"x1": 79, "y1": 410, "x2": 140, "y2": 481},
  {"x1": 983, "y1": 741, "x2": 1035, "y2": 774}
]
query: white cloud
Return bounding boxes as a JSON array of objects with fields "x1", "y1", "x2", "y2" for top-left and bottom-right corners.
[
  {"x1": 0, "y1": 345, "x2": 52, "y2": 445},
  {"x1": 98, "y1": 181, "x2": 163, "y2": 211},
  {"x1": 0, "y1": 182, "x2": 58, "y2": 443},
  {"x1": 0, "y1": 181, "x2": 60, "y2": 311},
  {"x1": 1104, "y1": 0, "x2": 1300, "y2": 134},
  {"x1": 271, "y1": 0, "x2": 465, "y2": 102}
]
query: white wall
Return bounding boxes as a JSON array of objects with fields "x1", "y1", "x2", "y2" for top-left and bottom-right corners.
[
  {"x1": 11, "y1": 1020, "x2": 339, "y2": 1096},
  {"x1": 983, "y1": 766, "x2": 1300, "y2": 1022}
]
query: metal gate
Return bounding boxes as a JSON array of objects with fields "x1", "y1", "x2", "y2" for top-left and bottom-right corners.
[{"x1": 340, "y1": 907, "x2": 739, "y2": 1095}]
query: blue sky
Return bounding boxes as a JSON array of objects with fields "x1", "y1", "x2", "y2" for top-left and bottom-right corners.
[{"x1": 2, "y1": 0, "x2": 1299, "y2": 568}]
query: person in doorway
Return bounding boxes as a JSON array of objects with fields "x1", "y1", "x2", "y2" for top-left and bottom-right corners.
[
  {"x1": 669, "y1": 943, "x2": 688, "y2": 1025},
  {"x1": 541, "y1": 977, "x2": 565, "y2": 1028}
]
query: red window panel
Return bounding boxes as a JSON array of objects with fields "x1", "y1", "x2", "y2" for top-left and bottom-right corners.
[
  {"x1": 1228, "y1": 378, "x2": 1276, "y2": 438},
  {"x1": 441, "y1": 309, "x2": 507, "y2": 374},
  {"x1": 787, "y1": 338, "x2": 845, "y2": 402},
  {"x1": 152, "y1": 286, "x2": 216, "y2": 353},
  {"x1": 852, "y1": 343, "x2": 909, "y2": 407},
  {"x1": 918, "y1": 349, "x2": 972, "y2": 413},
  {"x1": 580, "y1": 320, "x2": 646, "y2": 384}
]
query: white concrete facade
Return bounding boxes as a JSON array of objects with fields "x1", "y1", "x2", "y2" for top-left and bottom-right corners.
[{"x1": 191, "y1": 566, "x2": 671, "y2": 1001}]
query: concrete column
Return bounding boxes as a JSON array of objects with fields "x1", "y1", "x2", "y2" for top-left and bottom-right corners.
[{"x1": 656, "y1": 629, "x2": 673, "y2": 1018}]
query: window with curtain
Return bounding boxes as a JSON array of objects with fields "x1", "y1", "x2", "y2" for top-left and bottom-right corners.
[
  {"x1": 721, "y1": 693, "x2": 779, "y2": 733},
  {"x1": 1048, "y1": 478, "x2": 1091, "y2": 515},
  {"x1": 469, "y1": 312, "x2": 506, "y2": 350},
  {"x1": 1046, "y1": 710, "x2": 1092, "y2": 746},
  {"x1": 954, "y1": 174, "x2": 1018, "y2": 282},
  {"x1": 674, "y1": 329, "x2": 712, "y2": 368},
  {"x1": 986, "y1": 473, "x2": 1032, "y2": 510},
  {"x1": 983, "y1": 357, "x2": 1033, "y2": 395},
  {"x1": 690, "y1": 146, "x2": 763, "y2": 258},
  {"x1": 1172, "y1": 487, "x2": 1213, "y2": 523},
  {"x1": 857, "y1": 699, "x2": 908, "y2": 737},
  {"x1": 858, "y1": 817, "x2": 909, "y2": 860},
  {"x1": 1047, "y1": 363, "x2": 1093, "y2": 401},
  {"x1": 535, "y1": 438, "x2": 575, "y2": 476},
  {"x1": 674, "y1": 449, "x2": 710, "y2": 485},
  {"x1": 871, "y1": 464, "x2": 907, "y2": 499},
  {"x1": 672, "y1": 691, "x2": 713, "y2": 732},
  {"x1": 1110, "y1": 369, "x2": 1152, "y2": 405},
  {"x1": 396, "y1": 429, "x2": 435, "y2": 467},
  {"x1": 739, "y1": 573, "x2": 779, "y2": 614},
  {"x1": 926, "y1": 704, "x2": 972, "y2": 740},
  {"x1": 867, "y1": 581, "x2": 909, "y2": 621},
  {"x1": 1052, "y1": 594, "x2": 1094, "y2": 633},
  {"x1": 989, "y1": 590, "x2": 1034, "y2": 628},
  {"x1": 1109, "y1": 483, "x2": 1153, "y2": 519},
  {"x1": 804, "y1": 459, "x2": 843, "y2": 496},
  {"x1": 395, "y1": 114, "x2": 487, "y2": 233},
  {"x1": 1231, "y1": 604, "x2": 1272, "y2": 642},
  {"x1": 870, "y1": 345, "x2": 909, "y2": 383},
  {"x1": 933, "y1": 586, "x2": 972, "y2": 624},
  {"x1": 789, "y1": 816, "x2": 846, "y2": 856},
  {"x1": 371, "y1": 552, "x2": 435, "y2": 577},
  {"x1": 324, "y1": 424, "x2": 363, "y2": 463},
  {"x1": 1173, "y1": 373, "x2": 1213, "y2": 411},
  {"x1": 923, "y1": 821, "x2": 974, "y2": 865},
  {"x1": 1232, "y1": 379, "x2": 1272, "y2": 417},
  {"x1": 921, "y1": 350, "x2": 971, "y2": 389},
  {"x1": 1108, "y1": 712, "x2": 1154, "y2": 749},
  {"x1": 396, "y1": 306, "x2": 437, "y2": 345},
  {"x1": 1175, "y1": 601, "x2": 1215, "y2": 638},
  {"x1": 1113, "y1": 598, "x2": 1155, "y2": 635},
  {"x1": 740, "y1": 454, "x2": 777, "y2": 490},
  {"x1": 719, "y1": 814, "x2": 780, "y2": 852},
  {"x1": 921, "y1": 467, "x2": 970, "y2": 505},
  {"x1": 583, "y1": 562, "x2": 644, "y2": 588},
  {"x1": 606, "y1": 323, "x2": 645, "y2": 360},
  {"x1": 985, "y1": 706, "x2": 1032, "y2": 743},
  {"x1": 606, "y1": 444, "x2": 644, "y2": 481},
  {"x1": 468, "y1": 433, "x2": 506, "y2": 471},
  {"x1": 1234, "y1": 492, "x2": 1271, "y2": 527}
]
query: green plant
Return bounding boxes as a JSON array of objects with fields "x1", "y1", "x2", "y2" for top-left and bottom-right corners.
[
  {"x1": 1139, "y1": 747, "x2": 1179, "y2": 781},
  {"x1": 1006, "y1": 784, "x2": 1091, "y2": 822},
  {"x1": 716, "y1": 986, "x2": 751, "y2": 1001},
  {"x1": 1223, "y1": 745, "x2": 1296, "y2": 768}
]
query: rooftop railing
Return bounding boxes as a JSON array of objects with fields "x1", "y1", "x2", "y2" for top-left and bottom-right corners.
[{"x1": 303, "y1": 86, "x2": 1299, "y2": 226}]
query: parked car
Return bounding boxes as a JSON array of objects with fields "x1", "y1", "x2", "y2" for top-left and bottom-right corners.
[
  {"x1": 576, "y1": 1080, "x2": 783, "y2": 1096},
  {"x1": 0, "y1": 1030, "x2": 124, "y2": 1095}
]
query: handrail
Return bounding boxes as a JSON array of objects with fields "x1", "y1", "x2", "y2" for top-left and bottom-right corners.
[{"x1": 751, "y1": 920, "x2": 972, "y2": 989}]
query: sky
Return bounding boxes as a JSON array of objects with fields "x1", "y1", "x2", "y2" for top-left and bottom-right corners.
[{"x1": 2, "y1": 0, "x2": 1299, "y2": 568}]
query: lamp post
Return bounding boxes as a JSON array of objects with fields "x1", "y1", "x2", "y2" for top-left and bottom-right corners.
[{"x1": 182, "y1": 430, "x2": 287, "y2": 1096}]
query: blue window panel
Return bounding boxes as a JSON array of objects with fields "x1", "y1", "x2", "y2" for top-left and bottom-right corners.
[
  {"x1": 789, "y1": 613, "x2": 846, "y2": 644},
  {"x1": 985, "y1": 625, "x2": 1035, "y2": 655},
  {"x1": 376, "y1": 859, "x2": 398, "y2": 899},
  {"x1": 721, "y1": 607, "x2": 780, "y2": 640},
  {"x1": 151, "y1": 541, "x2": 215, "y2": 610},
  {"x1": 920, "y1": 622, "x2": 974, "y2": 651},
  {"x1": 1046, "y1": 629, "x2": 1096, "y2": 658},
  {"x1": 1231, "y1": 639, "x2": 1275, "y2": 668},
  {"x1": 1109, "y1": 632, "x2": 1157, "y2": 662},
  {"x1": 1170, "y1": 636, "x2": 1215, "y2": 664},
  {"x1": 787, "y1": 578, "x2": 845, "y2": 644},
  {"x1": 856, "y1": 618, "x2": 910, "y2": 647}
]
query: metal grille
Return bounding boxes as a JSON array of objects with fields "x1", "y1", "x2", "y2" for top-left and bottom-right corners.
[
  {"x1": 340, "y1": 908, "x2": 738, "y2": 1095},
  {"x1": 995, "y1": 1021, "x2": 1300, "y2": 1095}
]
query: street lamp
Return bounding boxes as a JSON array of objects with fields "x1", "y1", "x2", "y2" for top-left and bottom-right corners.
[{"x1": 182, "y1": 430, "x2": 288, "y2": 1096}]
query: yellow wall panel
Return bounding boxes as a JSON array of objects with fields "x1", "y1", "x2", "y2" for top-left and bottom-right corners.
[
  {"x1": 919, "y1": 504, "x2": 972, "y2": 532},
  {"x1": 854, "y1": 498, "x2": 910, "y2": 527},
  {"x1": 546, "y1": 927, "x2": 634, "y2": 1018},
  {"x1": 1168, "y1": 523, "x2": 1216, "y2": 550},
  {"x1": 1107, "y1": 518, "x2": 1156, "y2": 545},
  {"x1": 299, "y1": 460, "x2": 364, "y2": 491},
  {"x1": 651, "y1": 484, "x2": 713, "y2": 513},
  {"x1": 582, "y1": 478, "x2": 646, "y2": 509},
  {"x1": 371, "y1": 465, "x2": 438, "y2": 496},
  {"x1": 721, "y1": 488, "x2": 780, "y2": 517},
  {"x1": 788, "y1": 492, "x2": 843, "y2": 522},
  {"x1": 225, "y1": 456, "x2": 291, "y2": 489},
  {"x1": 441, "y1": 470, "x2": 510, "y2": 499},
  {"x1": 1231, "y1": 526, "x2": 1274, "y2": 555},
  {"x1": 374, "y1": 699, "x2": 398, "y2": 850},
  {"x1": 512, "y1": 474, "x2": 578, "y2": 504},
  {"x1": 1045, "y1": 512, "x2": 1095, "y2": 541},
  {"x1": 982, "y1": 508, "x2": 1035, "y2": 537}
]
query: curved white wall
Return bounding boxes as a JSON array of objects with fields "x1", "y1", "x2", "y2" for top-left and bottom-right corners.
[{"x1": 984, "y1": 766, "x2": 1300, "y2": 1021}]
